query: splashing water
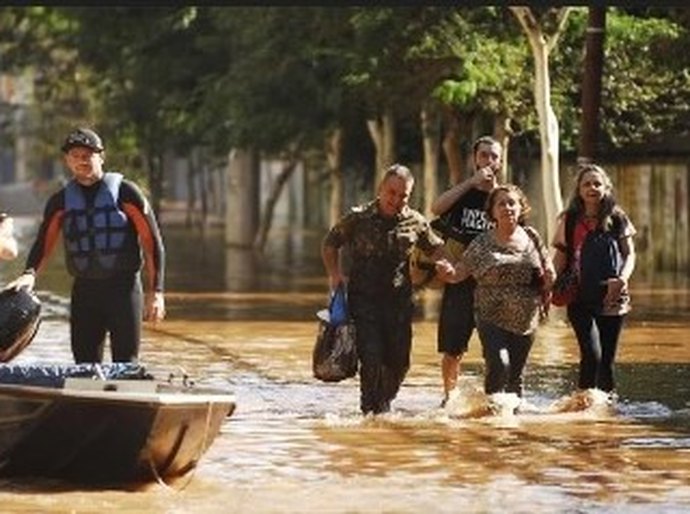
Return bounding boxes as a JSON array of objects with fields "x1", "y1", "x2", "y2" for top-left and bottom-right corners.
[
  {"x1": 547, "y1": 388, "x2": 616, "y2": 415},
  {"x1": 440, "y1": 378, "x2": 492, "y2": 418}
]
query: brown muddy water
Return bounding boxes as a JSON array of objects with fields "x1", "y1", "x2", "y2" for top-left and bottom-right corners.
[{"x1": 1, "y1": 222, "x2": 689, "y2": 513}]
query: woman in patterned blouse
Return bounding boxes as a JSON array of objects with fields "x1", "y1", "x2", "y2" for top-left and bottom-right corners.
[{"x1": 436, "y1": 184, "x2": 555, "y2": 407}]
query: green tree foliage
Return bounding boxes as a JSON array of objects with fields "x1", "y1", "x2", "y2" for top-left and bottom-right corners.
[
  {"x1": 553, "y1": 8, "x2": 690, "y2": 151},
  {"x1": 2, "y1": 6, "x2": 689, "y2": 206},
  {"x1": 346, "y1": 7, "x2": 459, "y2": 119},
  {"x1": 433, "y1": 9, "x2": 533, "y2": 125},
  {"x1": 64, "y1": 6, "x2": 205, "y2": 204},
  {"x1": 602, "y1": 10, "x2": 690, "y2": 146},
  {"x1": 0, "y1": 7, "x2": 94, "y2": 156},
  {"x1": 197, "y1": 7, "x2": 355, "y2": 156}
]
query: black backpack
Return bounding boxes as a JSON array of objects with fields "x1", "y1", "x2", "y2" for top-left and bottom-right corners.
[{"x1": 566, "y1": 212, "x2": 623, "y2": 307}]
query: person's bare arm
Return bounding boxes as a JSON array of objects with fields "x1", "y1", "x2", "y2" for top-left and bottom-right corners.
[
  {"x1": 431, "y1": 176, "x2": 477, "y2": 216},
  {"x1": 618, "y1": 236, "x2": 636, "y2": 283},
  {"x1": 431, "y1": 166, "x2": 496, "y2": 216}
]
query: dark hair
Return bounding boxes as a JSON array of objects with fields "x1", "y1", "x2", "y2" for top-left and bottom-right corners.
[
  {"x1": 472, "y1": 135, "x2": 501, "y2": 157},
  {"x1": 565, "y1": 163, "x2": 620, "y2": 231},
  {"x1": 486, "y1": 184, "x2": 531, "y2": 224}
]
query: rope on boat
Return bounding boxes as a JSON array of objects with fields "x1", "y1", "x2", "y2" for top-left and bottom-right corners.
[{"x1": 148, "y1": 399, "x2": 215, "y2": 492}]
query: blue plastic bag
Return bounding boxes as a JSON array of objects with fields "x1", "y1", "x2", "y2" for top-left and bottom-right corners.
[{"x1": 328, "y1": 283, "x2": 348, "y2": 327}]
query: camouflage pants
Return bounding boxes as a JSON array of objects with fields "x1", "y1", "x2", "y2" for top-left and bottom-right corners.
[{"x1": 350, "y1": 292, "x2": 413, "y2": 414}]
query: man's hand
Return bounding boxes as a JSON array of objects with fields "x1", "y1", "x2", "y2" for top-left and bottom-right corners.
[
  {"x1": 473, "y1": 165, "x2": 499, "y2": 191},
  {"x1": 328, "y1": 272, "x2": 347, "y2": 292},
  {"x1": 5, "y1": 272, "x2": 35, "y2": 292}
]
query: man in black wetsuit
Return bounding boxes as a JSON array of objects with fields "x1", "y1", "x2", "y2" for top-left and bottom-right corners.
[{"x1": 6, "y1": 127, "x2": 166, "y2": 363}]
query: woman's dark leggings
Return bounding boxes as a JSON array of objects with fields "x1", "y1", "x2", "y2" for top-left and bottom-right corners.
[
  {"x1": 567, "y1": 303, "x2": 625, "y2": 392},
  {"x1": 476, "y1": 320, "x2": 534, "y2": 397}
]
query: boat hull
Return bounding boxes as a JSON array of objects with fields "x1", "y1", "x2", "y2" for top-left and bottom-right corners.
[{"x1": 0, "y1": 378, "x2": 235, "y2": 484}]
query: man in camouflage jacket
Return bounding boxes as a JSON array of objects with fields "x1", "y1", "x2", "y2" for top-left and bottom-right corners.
[{"x1": 322, "y1": 164, "x2": 447, "y2": 415}]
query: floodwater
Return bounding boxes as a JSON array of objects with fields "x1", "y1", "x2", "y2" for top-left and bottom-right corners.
[{"x1": 1, "y1": 223, "x2": 689, "y2": 513}]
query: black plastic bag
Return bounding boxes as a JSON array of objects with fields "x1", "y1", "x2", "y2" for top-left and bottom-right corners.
[
  {"x1": 312, "y1": 321, "x2": 358, "y2": 382},
  {"x1": 312, "y1": 284, "x2": 357, "y2": 382}
]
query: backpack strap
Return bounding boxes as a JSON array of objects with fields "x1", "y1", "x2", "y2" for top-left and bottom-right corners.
[
  {"x1": 523, "y1": 225, "x2": 550, "y2": 319},
  {"x1": 524, "y1": 225, "x2": 548, "y2": 272}
]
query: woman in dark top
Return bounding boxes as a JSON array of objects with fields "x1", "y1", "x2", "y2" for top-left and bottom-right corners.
[{"x1": 552, "y1": 163, "x2": 636, "y2": 395}]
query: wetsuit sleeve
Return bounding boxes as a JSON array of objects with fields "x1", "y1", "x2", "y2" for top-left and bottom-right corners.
[
  {"x1": 24, "y1": 191, "x2": 65, "y2": 273},
  {"x1": 119, "y1": 180, "x2": 165, "y2": 293}
]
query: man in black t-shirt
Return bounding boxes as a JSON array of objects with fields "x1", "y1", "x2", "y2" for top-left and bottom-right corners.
[{"x1": 431, "y1": 136, "x2": 502, "y2": 407}]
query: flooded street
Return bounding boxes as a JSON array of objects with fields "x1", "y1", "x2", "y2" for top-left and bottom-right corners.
[{"x1": 1, "y1": 224, "x2": 689, "y2": 513}]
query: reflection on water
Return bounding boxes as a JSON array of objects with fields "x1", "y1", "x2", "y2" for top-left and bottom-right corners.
[{"x1": 1, "y1": 223, "x2": 689, "y2": 513}]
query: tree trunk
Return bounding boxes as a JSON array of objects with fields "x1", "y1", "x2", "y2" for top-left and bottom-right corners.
[
  {"x1": 199, "y1": 163, "x2": 209, "y2": 236},
  {"x1": 421, "y1": 102, "x2": 441, "y2": 218},
  {"x1": 510, "y1": 6, "x2": 571, "y2": 243},
  {"x1": 366, "y1": 107, "x2": 396, "y2": 189},
  {"x1": 493, "y1": 114, "x2": 513, "y2": 184},
  {"x1": 225, "y1": 148, "x2": 259, "y2": 248},
  {"x1": 186, "y1": 152, "x2": 198, "y2": 229},
  {"x1": 442, "y1": 107, "x2": 463, "y2": 186},
  {"x1": 578, "y1": 7, "x2": 606, "y2": 163},
  {"x1": 531, "y1": 36, "x2": 562, "y2": 241},
  {"x1": 325, "y1": 127, "x2": 344, "y2": 226},
  {"x1": 253, "y1": 156, "x2": 299, "y2": 252}
]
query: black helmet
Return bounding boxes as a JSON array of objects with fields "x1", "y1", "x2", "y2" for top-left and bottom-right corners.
[{"x1": 61, "y1": 127, "x2": 104, "y2": 153}]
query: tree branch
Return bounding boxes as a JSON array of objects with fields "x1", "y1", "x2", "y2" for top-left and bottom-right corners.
[{"x1": 546, "y1": 7, "x2": 573, "y2": 53}]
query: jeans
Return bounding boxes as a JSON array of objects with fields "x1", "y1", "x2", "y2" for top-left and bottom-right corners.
[
  {"x1": 567, "y1": 303, "x2": 625, "y2": 392},
  {"x1": 476, "y1": 319, "x2": 534, "y2": 396}
]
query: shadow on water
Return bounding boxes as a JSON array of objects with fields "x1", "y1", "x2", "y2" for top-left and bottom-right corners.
[{"x1": 2, "y1": 220, "x2": 689, "y2": 512}]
